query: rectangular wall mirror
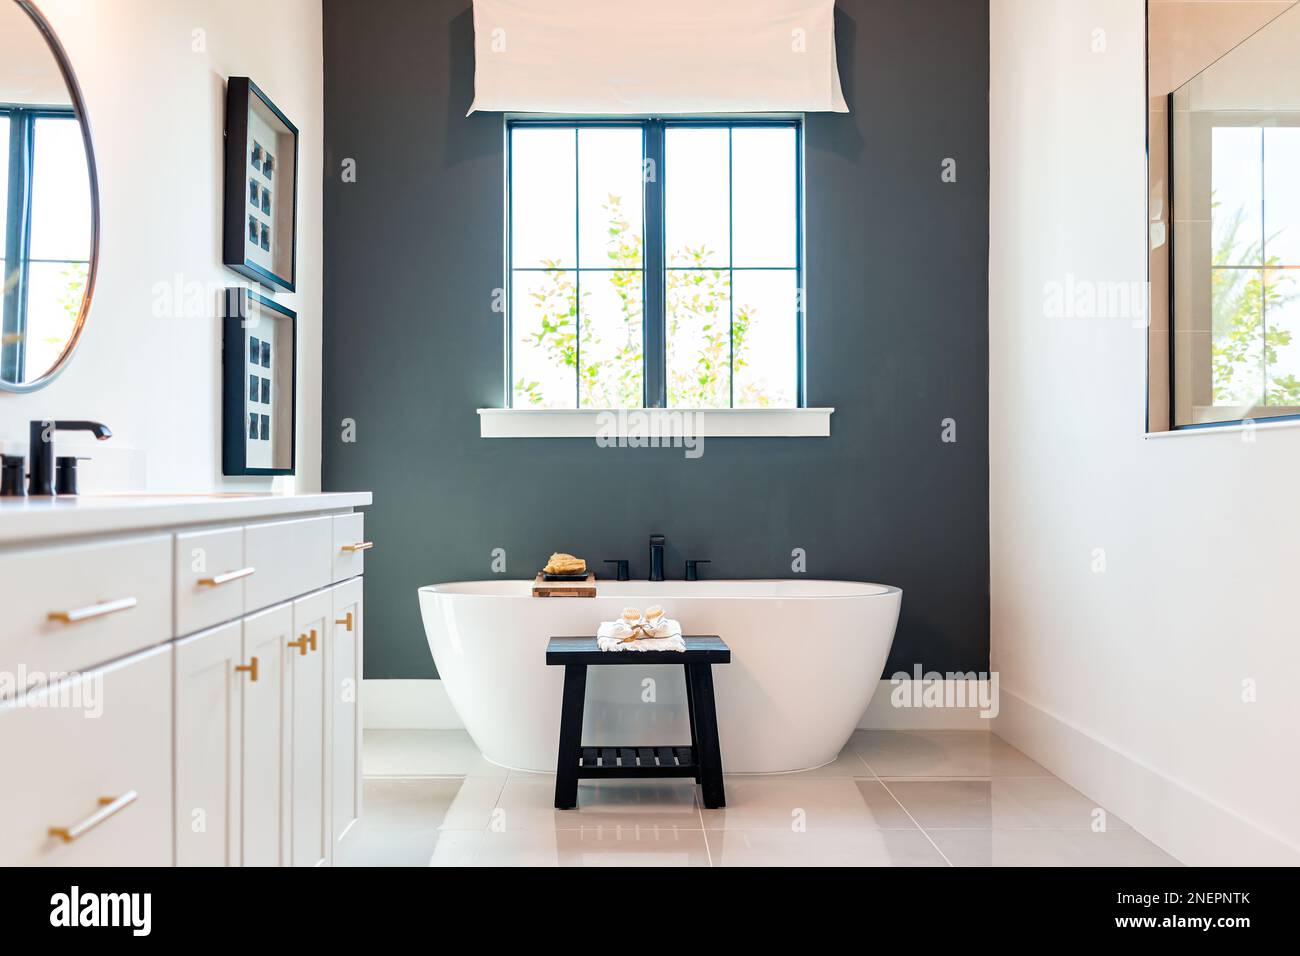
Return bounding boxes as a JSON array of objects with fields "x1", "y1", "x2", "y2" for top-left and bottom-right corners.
[{"x1": 1149, "y1": 0, "x2": 1300, "y2": 431}]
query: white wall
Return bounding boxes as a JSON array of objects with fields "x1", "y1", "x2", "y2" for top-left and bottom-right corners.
[
  {"x1": 990, "y1": 0, "x2": 1300, "y2": 865},
  {"x1": 0, "y1": 0, "x2": 322, "y2": 493}
]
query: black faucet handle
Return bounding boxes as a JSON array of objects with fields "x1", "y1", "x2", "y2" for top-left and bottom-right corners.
[
  {"x1": 0, "y1": 455, "x2": 27, "y2": 497},
  {"x1": 603, "y1": 559, "x2": 630, "y2": 582},
  {"x1": 685, "y1": 559, "x2": 711, "y2": 581}
]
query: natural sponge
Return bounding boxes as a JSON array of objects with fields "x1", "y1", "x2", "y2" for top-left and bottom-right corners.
[{"x1": 543, "y1": 552, "x2": 586, "y2": 575}]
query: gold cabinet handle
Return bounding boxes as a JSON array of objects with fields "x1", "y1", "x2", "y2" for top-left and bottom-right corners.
[
  {"x1": 48, "y1": 791, "x2": 139, "y2": 843},
  {"x1": 308, "y1": 628, "x2": 318, "y2": 652},
  {"x1": 48, "y1": 596, "x2": 138, "y2": 624},
  {"x1": 335, "y1": 612, "x2": 353, "y2": 632},
  {"x1": 341, "y1": 541, "x2": 373, "y2": 553},
  {"x1": 235, "y1": 657, "x2": 259, "y2": 682},
  {"x1": 197, "y1": 566, "x2": 255, "y2": 587},
  {"x1": 287, "y1": 636, "x2": 309, "y2": 656}
]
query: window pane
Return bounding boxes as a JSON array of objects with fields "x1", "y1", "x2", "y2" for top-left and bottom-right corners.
[
  {"x1": 665, "y1": 128, "x2": 729, "y2": 267},
  {"x1": 732, "y1": 128, "x2": 797, "y2": 267},
  {"x1": 29, "y1": 116, "x2": 91, "y2": 261},
  {"x1": 732, "y1": 270, "x2": 797, "y2": 407},
  {"x1": 511, "y1": 269, "x2": 576, "y2": 408},
  {"x1": 1211, "y1": 265, "x2": 1265, "y2": 409},
  {"x1": 579, "y1": 270, "x2": 643, "y2": 408},
  {"x1": 1264, "y1": 127, "x2": 1300, "y2": 267},
  {"x1": 23, "y1": 261, "x2": 88, "y2": 376},
  {"x1": 1212, "y1": 127, "x2": 1263, "y2": 267},
  {"x1": 578, "y1": 128, "x2": 643, "y2": 269},
  {"x1": 511, "y1": 127, "x2": 576, "y2": 268},
  {"x1": 1265, "y1": 270, "x2": 1300, "y2": 407},
  {"x1": 666, "y1": 268, "x2": 730, "y2": 408}
]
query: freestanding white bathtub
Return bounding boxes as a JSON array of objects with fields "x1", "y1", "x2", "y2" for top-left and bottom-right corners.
[{"x1": 418, "y1": 579, "x2": 901, "y2": 773}]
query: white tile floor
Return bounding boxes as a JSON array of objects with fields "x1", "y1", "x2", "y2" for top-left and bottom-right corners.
[{"x1": 338, "y1": 730, "x2": 1181, "y2": 867}]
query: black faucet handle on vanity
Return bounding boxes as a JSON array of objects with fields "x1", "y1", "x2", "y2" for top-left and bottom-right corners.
[
  {"x1": 603, "y1": 559, "x2": 630, "y2": 582},
  {"x1": 27, "y1": 420, "x2": 112, "y2": 497},
  {"x1": 0, "y1": 455, "x2": 25, "y2": 497},
  {"x1": 685, "y1": 559, "x2": 711, "y2": 581}
]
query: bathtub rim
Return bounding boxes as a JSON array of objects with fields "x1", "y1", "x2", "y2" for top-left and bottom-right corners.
[{"x1": 418, "y1": 579, "x2": 902, "y2": 601}]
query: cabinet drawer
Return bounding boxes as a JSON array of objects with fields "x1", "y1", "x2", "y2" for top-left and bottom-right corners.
[
  {"x1": 331, "y1": 513, "x2": 368, "y2": 582},
  {"x1": 0, "y1": 534, "x2": 171, "y2": 682},
  {"x1": 244, "y1": 516, "x2": 332, "y2": 613},
  {"x1": 175, "y1": 526, "x2": 249, "y2": 636},
  {"x1": 0, "y1": 644, "x2": 173, "y2": 866}
]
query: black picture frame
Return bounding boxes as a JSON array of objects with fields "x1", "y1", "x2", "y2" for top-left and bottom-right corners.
[
  {"x1": 222, "y1": 288, "x2": 296, "y2": 476},
  {"x1": 222, "y1": 77, "x2": 298, "y2": 292}
]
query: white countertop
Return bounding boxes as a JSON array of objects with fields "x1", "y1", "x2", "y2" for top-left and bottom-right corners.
[{"x1": 0, "y1": 492, "x2": 372, "y2": 545}]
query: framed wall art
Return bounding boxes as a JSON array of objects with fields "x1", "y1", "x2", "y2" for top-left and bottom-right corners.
[
  {"x1": 223, "y1": 76, "x2": 298, "y2": 291},
  {"x1": 222, "y1": 288, "x2": 296, "y2": 476}
]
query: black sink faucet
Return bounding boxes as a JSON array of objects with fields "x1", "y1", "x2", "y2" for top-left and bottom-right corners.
[
  {"x1": 649, "y1": 534, "x2": 665, "y2": 581},
  {"x1": 28, "y1": 420, "x2": 111, "y2": 496}
]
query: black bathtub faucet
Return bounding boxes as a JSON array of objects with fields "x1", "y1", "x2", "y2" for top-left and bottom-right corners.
[{"x1": 649, "y1": 534, "x2": 665, "y2": 582}]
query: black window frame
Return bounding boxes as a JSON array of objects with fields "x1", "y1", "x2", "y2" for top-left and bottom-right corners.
[
  {"x1": 505, "y1": 116, "x2": 805, "y2": 409},
  {"x1": 0, "y1": 104, "x2": 82, "y2": 383}
]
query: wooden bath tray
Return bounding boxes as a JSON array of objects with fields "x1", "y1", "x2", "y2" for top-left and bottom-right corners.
[{"x1": 532, "y1": 572, "x2": 596, "y2": 597}]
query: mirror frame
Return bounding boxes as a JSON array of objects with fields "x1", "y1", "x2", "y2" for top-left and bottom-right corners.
[{"x1": 0, "y1": 0, "x2": 100, "y2": 394}]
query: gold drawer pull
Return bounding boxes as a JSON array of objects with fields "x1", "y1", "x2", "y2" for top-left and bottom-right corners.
[
  {"x1": 288, "y1": 636, "x2": 309, "y2": 656},
  {"x1": 197, "y1": 567, "x2": 255, "y2": 587},
  {"x1": 335, "y1": 612, "x2": 353, "y2": 632},
  {"x1": 235, "y1": 657, "x2": 259, "y2": 682},
  {"x1": 308, "y1": 628, "x2": 318, "y2": 652},
  {"x1": 341, "y1": 541, "x2": 373, "y2": 553},
  {"x1": 48, "y1": 596, "x2": 138, "y2": 624},
  {"x1": 48, "y1": 791, "x2": 139, "y2": 843}
]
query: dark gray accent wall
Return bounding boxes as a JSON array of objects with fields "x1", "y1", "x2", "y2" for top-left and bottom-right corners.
[{"x1": 322, "y1": 0, "x2": 990, "y2": 679}]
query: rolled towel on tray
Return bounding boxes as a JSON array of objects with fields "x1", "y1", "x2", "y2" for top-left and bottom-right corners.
[{"x1": 596, "y1": 606, "x2": 685, "y2": 652}]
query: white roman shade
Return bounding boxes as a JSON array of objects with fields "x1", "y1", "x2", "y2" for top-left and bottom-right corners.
[{"x1": 468, "y1": 0, "x2": 848, "y2": 115}]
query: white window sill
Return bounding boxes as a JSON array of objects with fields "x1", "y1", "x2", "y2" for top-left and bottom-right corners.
[{"x1": 478, "y1": 407, "x2": 834, "y2": 438}]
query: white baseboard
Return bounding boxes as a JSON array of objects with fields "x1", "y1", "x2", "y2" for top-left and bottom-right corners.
[
  {"x1": 993, "y1": 687, "x2": 1300, "y2": 867},
  {"x1": 363, "y1": 679, "x2": 464, "y2": 729},
  {"x1": 859, "y1": 679, "x2": 995, "y2": 730},
  {"x1": 362, "y1": 679, "x2": 992, "y2": 732}
]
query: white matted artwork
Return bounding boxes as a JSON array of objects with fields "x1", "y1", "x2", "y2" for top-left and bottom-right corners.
[
  {"x1": 223, "y1": 288, "x2": 295, "y2": 475},
  {"x1": 223, "y1": 77, "x2": 298, "y2": 291}
]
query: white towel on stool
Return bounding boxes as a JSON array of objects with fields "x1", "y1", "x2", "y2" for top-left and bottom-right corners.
[{"x1": 596, "y1": 618, "x2": 685, "y2": 652}]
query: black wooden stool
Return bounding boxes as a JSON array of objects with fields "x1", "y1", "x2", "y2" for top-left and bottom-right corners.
[{"x1": 545, "y1": 635, "x2": 729, "y2": 809}]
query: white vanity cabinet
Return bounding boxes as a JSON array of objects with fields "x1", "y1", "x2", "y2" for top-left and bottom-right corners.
[
  {"x1": 288, "y1": 589, "x2": 332, "y2": 867},
  {"x1": 330, "y1": 577, "x2": 364, "y2": 851},
  {"x1": 0, "y1": 493, "x2": 371, "y2": 868},
  {"x1": 240, "y1": 601, "x2": 292, "y2": 866},
  {"x1": 174, "y1": 621, "x2": 244, "y2": 867}
]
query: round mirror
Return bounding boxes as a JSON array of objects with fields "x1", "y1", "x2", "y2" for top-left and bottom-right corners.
[{"x1": 0, "y1": 0, "x2": 98, "y2": 392}]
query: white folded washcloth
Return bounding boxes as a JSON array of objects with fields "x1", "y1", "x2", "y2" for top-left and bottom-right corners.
[{"x1": 596, "y1": 617, "x2": 685, "y2": 652}]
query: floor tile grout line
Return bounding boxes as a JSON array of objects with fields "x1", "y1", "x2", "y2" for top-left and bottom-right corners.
[
  {"x1": 696, "y1": 796, "x2": 716, "y2": 867},
  {"x1": 848, "y1": 746, "x2": 877, "y2": 778},
  {"x1": 873, "y1": 777, "x2": 955, "y2": 867}
]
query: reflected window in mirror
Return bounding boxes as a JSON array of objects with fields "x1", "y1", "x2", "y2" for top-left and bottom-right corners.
[
  {"x1": 1208, "y1": 126, "x2": 1300, "y2": 413},
  {"x1": 1165, "y1": 1, "x2": 1300, "y2": 429},
  {"x1": 1, "y1": 108, "x2": 91, "y2": 384}
]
